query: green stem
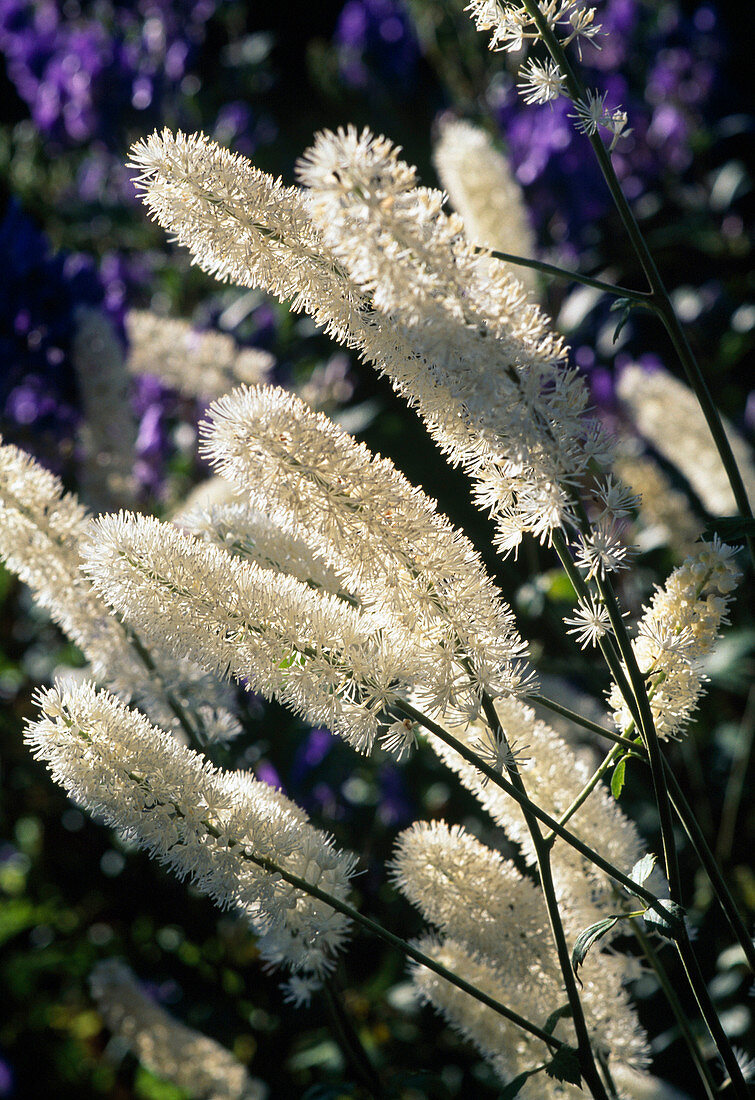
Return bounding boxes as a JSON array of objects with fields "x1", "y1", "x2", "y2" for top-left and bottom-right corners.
[
  {"x1": 487, "y1": 248, "x2": 651, "y2": 302},
  {"x1": 397, "y1": 700, "x2": 672, "y2": 922},
  {"x1": 526, "y1": 693, "x2": 638, "y2": 751},
  {"x1": 126, "y1": 627, "x2": 205, "y2": 751},
  {"x1": 474, "y1": 690, "x2": 608, "y2": 1100},
  {"x1": 628, "y1": 919, "x2": 717, "y2": 1100},
  {"x1": 544, "y1": 743, "x2": 624, "y2": 842},
  {"x1": 244, "y1": 849, "x2": 564, "y2": 1052}
]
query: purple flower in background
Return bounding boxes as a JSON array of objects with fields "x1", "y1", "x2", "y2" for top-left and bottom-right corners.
[
  {"x1": 376, "y1": 764, "x2": 414, "y2": 827},
  {"x1": 255, "y1": 759, "x2": 285, "y2": 792},
  {"x1": 0, "y1": 0, "x2": 217, "y2": 148},
  {"x1": 0, "y1": 198, "x2": 115, "y2": 465},
  {"x1": 130, "y1": 373, "x2": 178, "y2": 496},
  {"x1": 334, "y1": 0, "x2": 419, "y2": 91},
  {"x1": 493, "y1": 0, "x2": 721, "y2": 249}
]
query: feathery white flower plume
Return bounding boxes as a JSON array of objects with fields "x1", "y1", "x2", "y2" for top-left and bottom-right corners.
[
  {"x1": 426, "y1": 696, "x2": 644, "y2": 931},
  {"x1": 608, "y1": 538, "x2": 742, "y2": 739},
  {"x1": 81, "y1": 510, "x2": 425, "y2": 753},
  {"x1": 29, "y1": 681, "x2": 356, "y2": 979},
  {"x1": 201, "y1": 384, "x2": 532, "y2": 716},
  {"x1": 395, "y1": 822, "x2": 649, "y2": 1092},
  {"x1": 0, "y1": 439, "x2": 238, "y2": 744},
  {"x1": 130, "y1": 128, "x2": 610, "y2": 554},
  {"x1": 90, "y1": 959, "x2": 267, "y2": 1100},
  {"x1": 178, "y1": 498, "x2": 355, "y2": 604}
]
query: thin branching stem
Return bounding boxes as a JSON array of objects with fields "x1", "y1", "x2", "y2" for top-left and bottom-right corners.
[
  {"x1": 674, "y1": 932, "x2": 748, "y2": 1098},
  {"x1": 525, "y1": 693, "x2": 637, "y2": 751},
  {"x1": 487, "y1": 247, "x2": 652, "y2": 302},
  {"x1": 242, "y1": 849, "x2": 565, "y2": 1052},
  {"x1": 546, "y1": 531, "x2": 745, "y2": 1090},
  {"x1": 543, "y1": 742, "x2": 625, "y2": 841},
  {"x1": 397, "y1": 700, "x2": 671, "y2": 921}
]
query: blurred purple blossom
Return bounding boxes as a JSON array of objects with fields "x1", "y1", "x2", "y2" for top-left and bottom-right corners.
[
  {"x1": 334, "y1": 0, "x2": 419, "y2": 91},
  {"x1": 0, "y1": 198, "x2": 118, "y2": 465},
  {"x1": 492, "y1": 0, "x2": 721, "y2": 248},
  {"x1": 0, "y1": 0, "x2": 217, "y2": 148},
  {"x1": 0, "y1": 1055, "x2": 13, "y2": 1098},
  {"x1": 255, "y1": 759, "x2": 285, "y2": 792}
]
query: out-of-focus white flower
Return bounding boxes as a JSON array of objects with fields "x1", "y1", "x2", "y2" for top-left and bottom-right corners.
[
  {"x1": 126, "y1": 309, "x2": 274, "y2": 400},
  {"x1": 90, "y1": 959, "x2": 267, "y2": 1100},
  {"x1": 618, "y1": 363, "x2": 755, "y2": 516},
  {"x1": 432, "y1": 117, "x2": 539, "y2": 297}
]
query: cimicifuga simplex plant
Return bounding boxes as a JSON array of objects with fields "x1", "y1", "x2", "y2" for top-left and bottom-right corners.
[{"x1": 4, "y1": 3, "x2": 754, "y2": 1099}]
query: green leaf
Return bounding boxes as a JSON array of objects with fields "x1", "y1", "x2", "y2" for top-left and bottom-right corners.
[
  {"x1": 643, "y1": 899, "x2": 685, "y2": 940},
  {"x1": 571, "y1": 917, "x2": 619, "y2": 980},
  {"x1": 609, "y1": 297, "x2": 634, "y2": 343},
  {"x1": 499, "y1": 1070, "x2": 537, "y2": 1099},
  {"x1": 702, "y1": 516, "x2": 755, "y2": 542},
  {"x1": 544, "y1": 1046, "x2": 582, "y2": 1087},
  {"x1": 610, "y1": 757, "x2": 627, "y2": 799},
  {"x1": 629, "y1": 853, "x2": 657, "y2": 888},
  {"x1": 543, "y1": 1004, "x2": 572, "y2": 1036}
]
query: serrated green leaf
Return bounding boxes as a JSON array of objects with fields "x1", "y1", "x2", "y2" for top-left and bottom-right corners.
[
  {"x1": 610, "y1": 757, "x2": 627, "y2": 799},
  {"x1": 643, "y1": 899, "x2": 685, "y2": 940},
  {"x1": 544, "y1": 1046, "x2": 582, "y2": 1087},
  {"x1": 571, "y1": 917, "x2": 619, "y2": 980},
  {"x1": 630, "y1": 853, "x2": 657, "y2": 887}
]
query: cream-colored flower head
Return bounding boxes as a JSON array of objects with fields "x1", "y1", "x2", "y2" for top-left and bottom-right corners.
[
  {"x1": 432, "y1": 117, "x2": 538, "y2": 297},
  {"x1": 394, "y1": 821, "x2": 649, "y2": 1093},
  {"x1": 29, "y1": 681, "x2": 356, "y2": 980},
  {"x1": 0, "y1": 439, "x2": 238, "y2": 745},
  {"x1": 425, "y1": 696, "x2": 644, "y2": 931},
  {"x1": 126, "y1": 309, "x2": 274, "y2": 400},
  {"x1": 90, "y1": 959, "x2": 267, "y2": 1100},
  {"x1": 609, "y1": 537, "x2": 742, "y2": 739},
  {"x1": 80, "y1": 510, "x2": 425, "y2": 753},
  {"x1": 201, "y1": 384, "x2": 532, "y2": 717},
  {"x1": 130, "y1": 128, "x2": 611, "y2": 555}
]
